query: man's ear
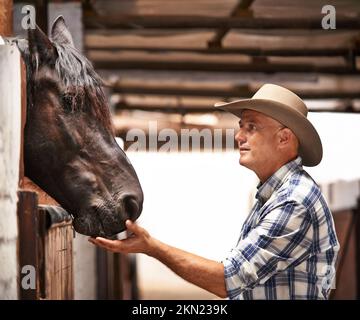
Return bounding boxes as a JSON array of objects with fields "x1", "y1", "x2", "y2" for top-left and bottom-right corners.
[
  {"x1": 278, "y1": 128, "x2": 292, "y2": 145},
  {"x1": 51, "y1": 15, "x2": 74, "y2": 47},
  {"x1": 28, "y1": 24, "x2": 56, "y2": 61}
]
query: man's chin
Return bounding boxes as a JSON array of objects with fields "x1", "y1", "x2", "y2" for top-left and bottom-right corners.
[{"x1": 239, "y1": 155, "x2": 250, "y2": 168}]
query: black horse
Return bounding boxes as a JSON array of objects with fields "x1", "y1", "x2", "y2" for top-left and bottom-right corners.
[{"x1": 17, "y1": 16, "x2": 143, "y2": 237}]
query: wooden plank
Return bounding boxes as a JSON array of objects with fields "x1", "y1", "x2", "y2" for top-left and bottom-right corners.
[
  {"x1": 85, "y1": 30, "x2": 358, "y2": 50},
  {"x1": 208, "y1": 0, "x2": 255, "y2": 48},
  {"x1": 93, "y1": 58, "x2": 359, "y2": 74},
  {"x1": 39, "y1": 206, "x2": 74, "y2": 300},
  {"x1": 21, "y1": 177, "x2": 59, "y2": 206},
  {"x1": 87, "y1": 46, "x2": 360, "y2": 57},
  {"x1": 114, "y1": 102, "x2": 360, "y2": 115},
  {"x1": 91, "y1": 0, "x2": 236, "y2": 17},
  {"x1": 84, "y1": 15, "x2": 360, "y2": 30},
  {"x1": 112, "y1": 82, "x2": 360, "y2": 99},
  {"x1": 90, "y1": 0, "x2": 360, "y2": 18},
  {"x1": 17, "y1": 191, "x2": 40, "y2": 300},
  {"x1": 44, "y1": 219, "x2": 74, "y2": 299}
]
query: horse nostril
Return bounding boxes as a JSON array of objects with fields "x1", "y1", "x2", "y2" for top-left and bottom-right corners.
[{"x1": 123, "y1": 196, "x2": 140, "y2": 221}]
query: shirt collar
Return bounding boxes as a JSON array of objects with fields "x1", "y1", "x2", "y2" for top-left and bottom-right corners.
[{"x1": 256, "y1": 156, "x2": 303, "y2": 203}]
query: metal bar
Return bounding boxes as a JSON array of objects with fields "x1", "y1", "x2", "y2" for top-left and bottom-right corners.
[{"x1": 84, "y1": 15, "x2": 360, "y2": 30}]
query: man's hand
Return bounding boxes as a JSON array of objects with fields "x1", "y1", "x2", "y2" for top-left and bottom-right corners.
[
  {"x1": 88, "y1": 220, "x2": 153, "y2": 255},
  {"x1": 89, "y1": 219, "x2": 227, "y2": 298}
]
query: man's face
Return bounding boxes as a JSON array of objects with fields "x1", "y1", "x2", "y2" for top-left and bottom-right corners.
[{"x1": 235, "y1": 110, "x2": 284, "y2": 174}]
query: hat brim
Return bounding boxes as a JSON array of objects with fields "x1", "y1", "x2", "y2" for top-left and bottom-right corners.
[{"x1": 215, "y1": 99, "x2": 323, "y2": 167}]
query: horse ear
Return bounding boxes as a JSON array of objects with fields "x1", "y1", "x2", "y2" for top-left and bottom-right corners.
[
  {"x1": 51, "y1": 16, "x2": 74, "y2": 47},
  {"x1": 28, "y1": 24, "x2": 56, "y2": 59}
]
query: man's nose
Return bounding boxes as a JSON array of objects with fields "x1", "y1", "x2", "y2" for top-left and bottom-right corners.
[{"x1": 235, "y1": 129, "x2": 246, "y2": 144}]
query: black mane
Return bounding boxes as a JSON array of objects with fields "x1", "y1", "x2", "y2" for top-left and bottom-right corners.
[
  {"x1": 53, "y1": 43, "x2": 112, "y2": 130},
  {"x1": 19, "y1": 38, "x2": 113, "y2": 132}
]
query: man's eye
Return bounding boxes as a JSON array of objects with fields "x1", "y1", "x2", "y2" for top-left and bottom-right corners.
[{"x1": 248, "y1": 124, "x2": 256, "y2": 131}]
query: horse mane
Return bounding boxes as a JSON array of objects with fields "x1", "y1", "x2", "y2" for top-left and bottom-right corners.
[
  {"x1": 24, "y1": 39, "x2": 113, "y2": 133},
  {"x1": 53, "y1": 43, "x2": 113, "y2": 131}
]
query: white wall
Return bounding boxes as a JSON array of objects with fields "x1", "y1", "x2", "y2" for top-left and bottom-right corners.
[
  {"x1": 0, "y1": 45, "x2": 22, "y2": 299},
  {"x1": 128, "y1": 151, "x2": 258, "y2": 299}
]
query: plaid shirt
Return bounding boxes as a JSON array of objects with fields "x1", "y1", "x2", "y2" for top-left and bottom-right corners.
[{"x1": 223, "y1": 157, "x2": 339, "y2": 300}]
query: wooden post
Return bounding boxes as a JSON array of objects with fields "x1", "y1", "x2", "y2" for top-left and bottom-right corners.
[
  {"x1": 17, "y1": 191, "x2": 40, "y2": 300},
  {"x1": 0, "y1": 0, "x2": 13, "y2": 36}
]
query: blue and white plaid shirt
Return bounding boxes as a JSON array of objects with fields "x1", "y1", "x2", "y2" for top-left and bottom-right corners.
[{"x1": 223, "y1": 157, "x2": 339, "y2": 300}]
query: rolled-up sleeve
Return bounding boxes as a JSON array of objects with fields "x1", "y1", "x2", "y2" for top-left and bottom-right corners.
[{"x1": 223, "y1": 200, "x2": 313, "y2": 299}]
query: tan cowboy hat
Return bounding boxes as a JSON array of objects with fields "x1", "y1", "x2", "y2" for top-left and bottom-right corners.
[{"x1": 214, "y1": 84, "x2": 322, "y2": 166}]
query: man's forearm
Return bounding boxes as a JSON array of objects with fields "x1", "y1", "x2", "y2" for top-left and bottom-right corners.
[{"x1": 147, "y1": 237, "x2": 227, "y2": 298}]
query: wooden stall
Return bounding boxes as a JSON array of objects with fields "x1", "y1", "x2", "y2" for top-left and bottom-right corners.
[{"x1": 17, "y1": 192, "x2": 74, "y2": 300}]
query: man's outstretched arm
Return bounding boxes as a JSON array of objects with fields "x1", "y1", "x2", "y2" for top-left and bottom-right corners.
[{"x1": 89, "y1": 220, "x2": 227, "y2": 298}]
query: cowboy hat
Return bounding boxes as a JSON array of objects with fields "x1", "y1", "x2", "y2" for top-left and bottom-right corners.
[{"x1": 214, "y1": 84, "x2": 322, "y2": 166}]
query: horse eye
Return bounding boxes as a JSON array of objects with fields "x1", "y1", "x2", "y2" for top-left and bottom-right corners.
[
  {"x1": 62, "y1": 94, "x2": 71, "y2": 104},
  {"x1": 61, "y1": 94, "x2": 73, "y2": 111}
]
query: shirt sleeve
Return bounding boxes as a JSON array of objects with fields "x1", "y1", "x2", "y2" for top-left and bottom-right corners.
[{"x1": 223, "y1": 200, "x2": 313, "y2": 299}]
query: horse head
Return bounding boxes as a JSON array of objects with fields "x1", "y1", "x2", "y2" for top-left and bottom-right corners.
[{"x1": 20, "y1": 16, "x2": 143, "y2": 237}]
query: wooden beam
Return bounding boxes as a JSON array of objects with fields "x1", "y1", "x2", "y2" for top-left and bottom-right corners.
[
  {"x1": 84, "y1": 15, "x2": 360, "y2": 30},
  {"x1": 115, "y1": 102, "x2": 360, "y2": 114},
  {"x1": 93, "y1": 59, "x2": 359, "y2": 75},
  {"x1": 112, "y1": 83, "x2": 360, "y2": 99},
  {"x1": 208, "y1": 0, "x2": 255, "y2": 48},
  {"x1": 87, "y1": 46, "x2": 360, "y2": 57}
]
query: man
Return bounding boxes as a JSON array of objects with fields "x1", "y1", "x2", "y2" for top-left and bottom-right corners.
[{"x1": 89, "y1": 84, "x2": 339, "y2": 300}]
